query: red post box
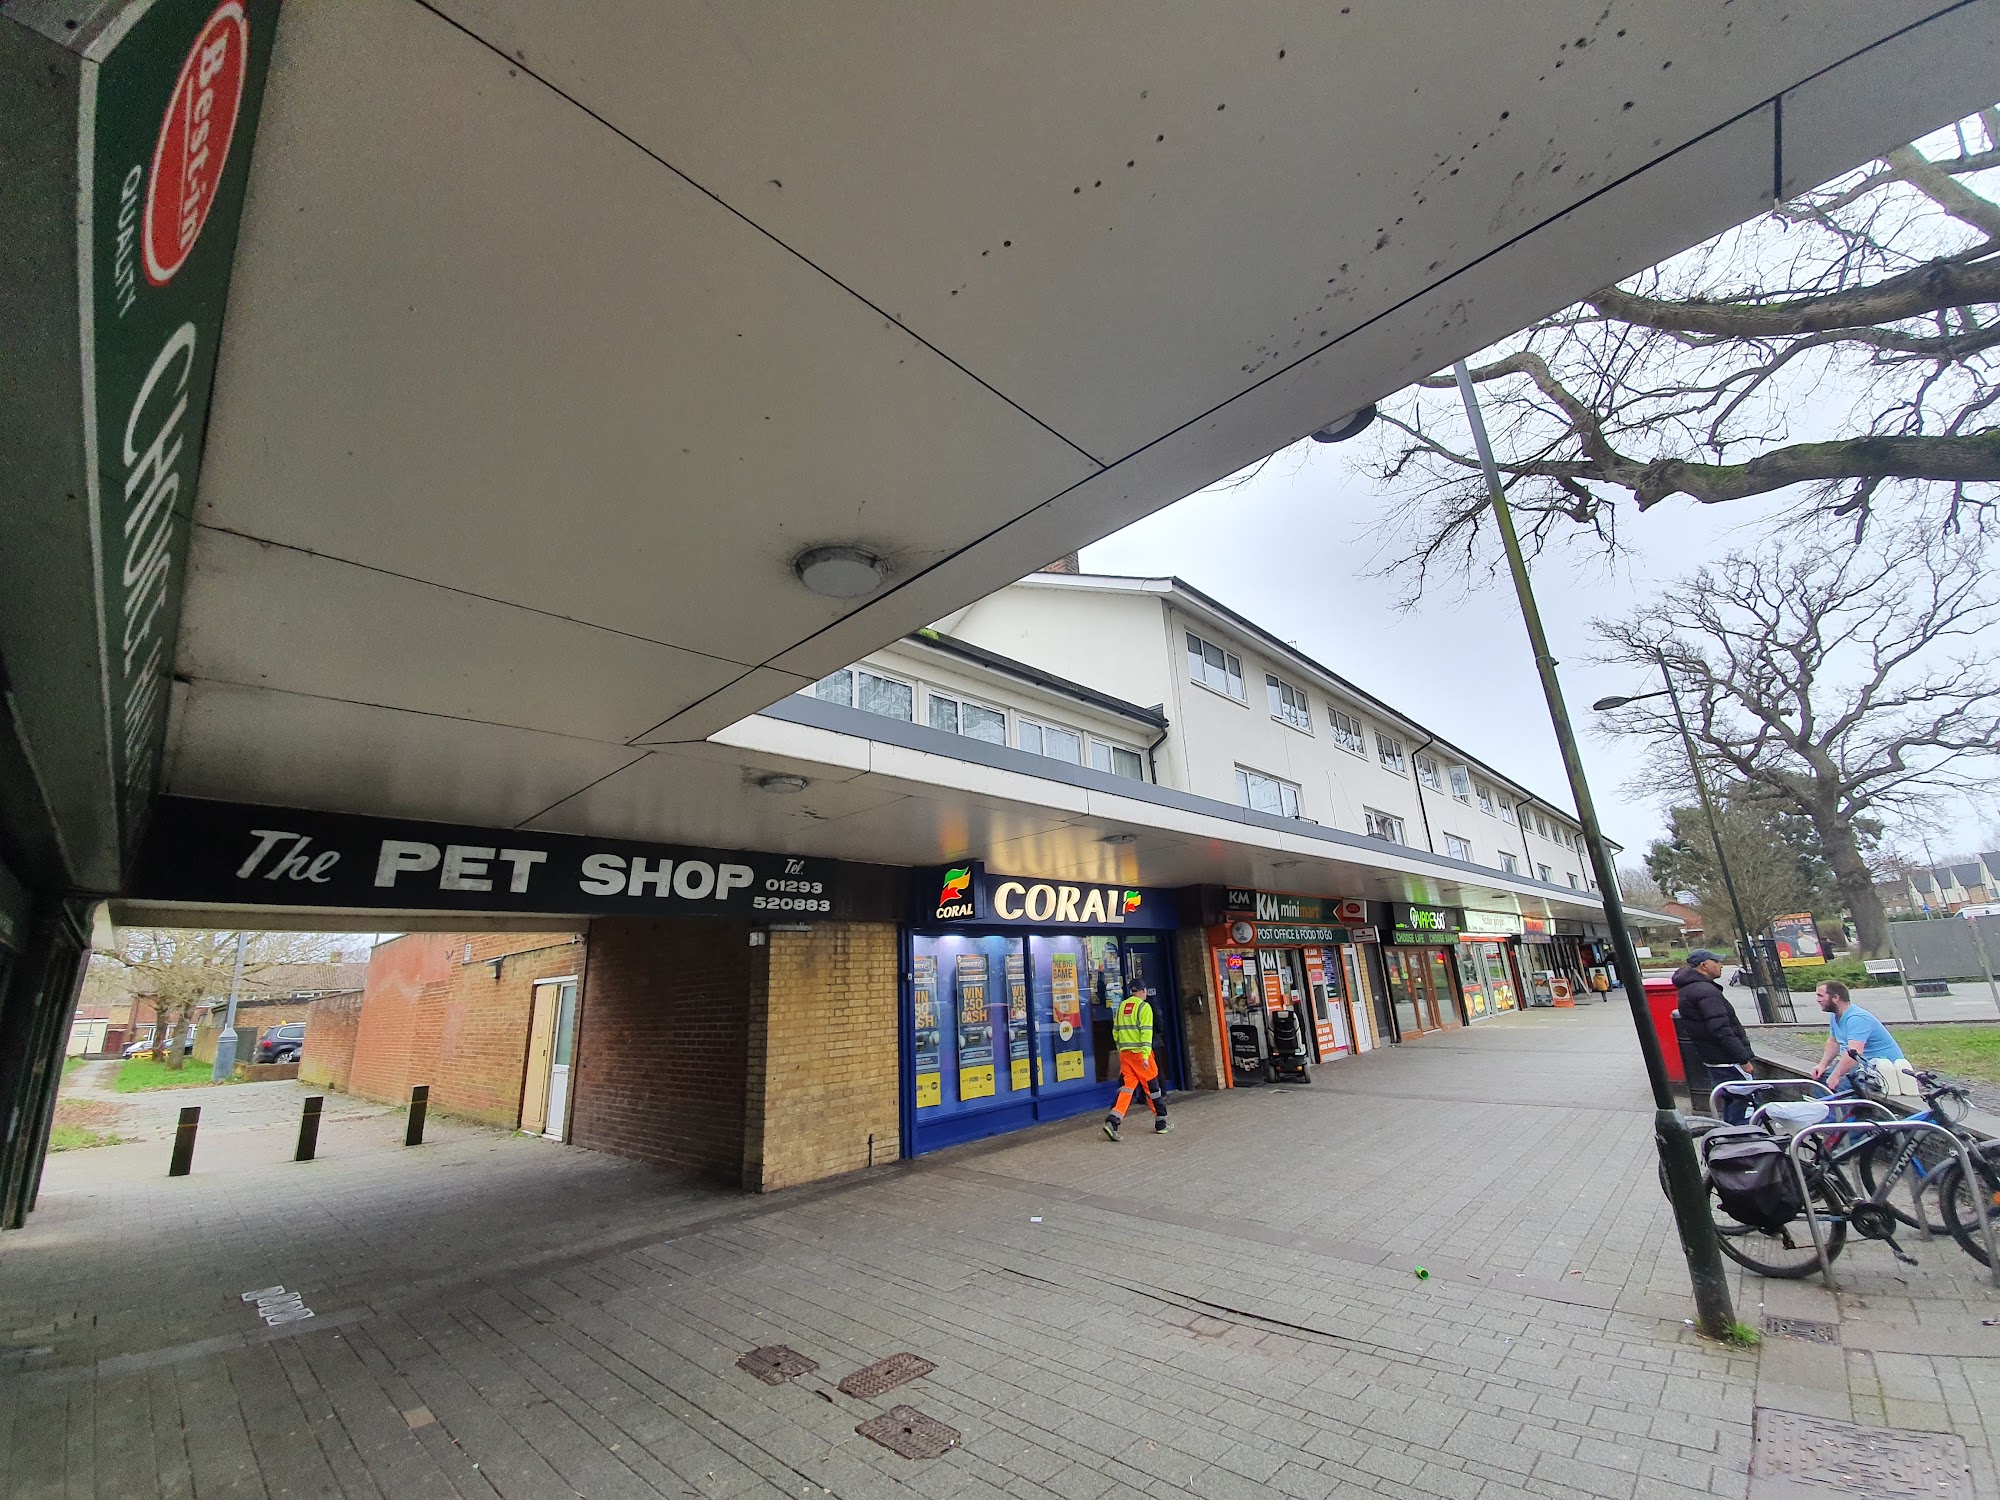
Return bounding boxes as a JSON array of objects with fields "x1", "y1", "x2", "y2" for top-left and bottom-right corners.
[{"x1": 1642, "y1": 977, "x2": 1686, "y2": 1084}]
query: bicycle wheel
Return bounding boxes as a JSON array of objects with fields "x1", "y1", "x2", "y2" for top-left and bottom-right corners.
[
  {"x1": 1939, "y1": 1141, "x2": 2000, "y2": 1268},
  {"x1": 1659, "y1": 1157, "x2": 1848, "y2": 1279},
  {"x1": 1857, "y1": 1130, "x2": 1958, "y2": 1234}
]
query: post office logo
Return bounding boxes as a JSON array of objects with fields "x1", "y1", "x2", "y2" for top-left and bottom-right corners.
[{"x1": 143, "y1": 1, "x2": 250, "y2": 286}]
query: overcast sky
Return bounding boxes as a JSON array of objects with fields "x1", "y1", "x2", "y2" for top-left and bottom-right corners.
[{"x1": 1083, "y1": 444, "x2": 1836, "y2": 868}]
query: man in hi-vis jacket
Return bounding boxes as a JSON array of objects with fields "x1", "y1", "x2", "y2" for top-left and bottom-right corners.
[{"x1": 1103, "y1": 987, "x2": 1171, "y2": 1141}]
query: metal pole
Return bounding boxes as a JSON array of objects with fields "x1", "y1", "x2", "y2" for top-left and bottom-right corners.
[
  {"x1": 211, "y1": 931, "x2": 248, "y2": 1081},
  {"x1": 1452, "y1": 361, "x2": 1737, "y2": 1339},
  {"x1": 168, "y1": 1105, "x2": 200, "y2": 1177},
  {"x1": 1658, "y1": 672, "x2": 1782, "y2": 1024}
]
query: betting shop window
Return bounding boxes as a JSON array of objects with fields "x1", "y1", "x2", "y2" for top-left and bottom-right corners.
[
  {"x1": 1328, "y1": 706, "x2": 1366, "y2": 755},
  {"x1": 1089, "y1": 740, "x2": 1146, "y2": 781},
  {"x1": 928, "y1": 691, "x2": 1008, "y2": 745},
  {"x1": 1364, "y1": 808, "x2": 1407, "y2": 845},
  {"x1": 1414, "y1": 753, "x2": 1442, "y2": 791},
  {"x1": 1187, "y1": 631, "x2": 1246, "y2": 701},
  {"x1": 1444, "y1": 833, "x2": 1473, "y2": 862},
  {"x1": 1266, "y1": 674, "x2": 1312, "y2": 732},
  {"x1": 1236, "y1": 766, "x2": 1301, "y2": 819},
  {"x1": 1020, "y1": 717, "x2": 1084, "y2": 764},
  {"x1": 1377, "y1": 733, "x2": 1407, "y2": 775}
]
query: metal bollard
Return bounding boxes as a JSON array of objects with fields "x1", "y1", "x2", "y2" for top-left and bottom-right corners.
[
  {"x1": 169, "y1": 1106, "x2": 200, "y2": 1177},
  {"x1": 405, "y1": 1085, "x2": 429, "y2": 1147},
  {"x1": 296, "y1": 1095, "x2": 324, "y2": 1162}
]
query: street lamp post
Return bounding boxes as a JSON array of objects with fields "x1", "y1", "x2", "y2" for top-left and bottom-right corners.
[
  {"x1": 1446, "y1": 361, "x2": 1738, "y2": 1338},
  {"x1": 1592, "y1": 672, "x2": 1785, "y2": 1024}
]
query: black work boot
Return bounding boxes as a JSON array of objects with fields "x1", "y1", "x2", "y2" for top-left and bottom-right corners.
[{"x1": 1102, "y1": 1116, "x2": 1122, "y2": 1142}]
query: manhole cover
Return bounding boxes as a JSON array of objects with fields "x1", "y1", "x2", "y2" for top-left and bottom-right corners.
[
  {"x1": 839, "y1": 1352, "x2": 935, "y2": 1398},
  {"x1": 1751, "y1": 1409, "x2": 1971, "y2": 1498},
  {"x1": 736, "y1": 1345, "x2": 819, "y2": 1385},
  {"x1": 856, "y1": 1405, "x2": 958, "y2": 1459},
  {"x1": 1764, "y1": 1316, "x2": 1839, "y2": 1345}
]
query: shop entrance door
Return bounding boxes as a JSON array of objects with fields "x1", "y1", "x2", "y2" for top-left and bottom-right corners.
[{"x1": 1384, "y1": 948, "x2": 1459, "y2": 1036}]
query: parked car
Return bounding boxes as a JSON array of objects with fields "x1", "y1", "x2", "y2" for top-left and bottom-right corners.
[
  {"x1": 255, "y1": 1023, "x2": 307, "y2": 1064},
  {"x1": 123, "y1": 1024, "x2": 194, "y2": 1058}
]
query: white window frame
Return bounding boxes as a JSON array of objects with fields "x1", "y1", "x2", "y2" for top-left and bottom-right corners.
[
  {"x1": 1448, "y1": 766, "x2": 1473, "y2": 805},
  {"x1": 1265, "y1": 674, "x2": 1312, "y2": 733},
  {"x1": 1376, "y1": 733, "x2": 1406, "y2": 775},
  {"x1": 1567, "y1": 872, "x2": 1581, "y2": 889},
  {"x1": 1089, "y1": 738, "x2": 1147, "y2": 782},
  {"x1": 1236, "y1": 766, "x2": 1302, "y2": 819},
  {"x1": 1327, "y1": 705, "x2": 1366, "y2": 756},
  {"x1": 1498, "y1": 797, "x2": 1516, "y2": 826},
  {"x1": 1413, "y1": 752, "x2": 1442, "y2": 791},
  {"x1": 1475, "y1": 782, "x2": 1495, "y2": 815},
  {"x1": 1538, "y1": 863, "x2": 1552, "y2": 883},
  {"x1": 1499, "y1": 851, "x2": 1519, "y2": 875},
  {"x1": 814, "y1": 665, "x2": 915, "y2": 722},
  {"x1": 1443, "y1": 833, "x2": 1473, "y2": 862},
  {"x1": 1363, "y1": 808, "x2": 1407, "y2": 845},
  {"x1": 1019, "y1": 716, "x2": 1084, "y2": 765},
  {"x1": 1187, "y1": 631, "x2": 1247, "y2": 702},
  {"x1": 926, "y1": 689, "x2": 1009, "y2": 746}
]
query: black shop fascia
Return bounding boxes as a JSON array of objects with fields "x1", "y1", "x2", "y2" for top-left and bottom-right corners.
[{"x1": 901, "y1": 864, "x2": 1182, "y2": 1156}]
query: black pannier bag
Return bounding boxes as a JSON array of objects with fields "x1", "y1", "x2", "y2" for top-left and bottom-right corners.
[{"x1": 1703, "y1": 1131, "x2": 1805, "y2": 1232}]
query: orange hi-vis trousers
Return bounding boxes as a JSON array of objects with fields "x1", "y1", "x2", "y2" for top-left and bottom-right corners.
[{"x1": 1110, "y1": 1050, "x2": 1165, "y2": 1121}]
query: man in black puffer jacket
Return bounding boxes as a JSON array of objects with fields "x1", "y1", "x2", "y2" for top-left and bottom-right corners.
[{"x1": 1673, "y1": 950, "x2": 1754, "y2": 1107}]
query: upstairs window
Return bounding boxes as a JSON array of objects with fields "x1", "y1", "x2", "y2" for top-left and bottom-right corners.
[
  {"x1": 927, "y1": 692, "x2": 1007, "y2": 745},
  {"x1": 1568, "y1": 872, "x2": 1581, "y2": 889},
  {"x1": 1538, "y1": 863, "x2": 1552, "y2": 883},
  {"x1": 1090, "y1": 740, "x2": 1146, "y2": 781},
  {"x1": 1328, "y1": 706, "x2": 1366, "y2": 755},
  {"x1": 1266, "y1": 674, "x2": 1312, "y2": 732},
  {"x1": 1236, "y1": 766, "x2": 1302, "y2": 819},
  {"x1": 1449, "y1": 766, "x2": 1473, "y2": 804},
  {"x1": 1364, "y1": 808, "x2": 1407, "y2": 845},
  {"x1": 1498, "y1": 798, "x2": 1516, "y2": 825},
  {"x1": 1499, "y1": 851, "x2": 1519, "y2": 875},
  {"x1": 1377, "y1": 733, "x2": 1406, "y2": 775},
  {"x1": 1187, "y1": 631, "x2": 1245, "y2": 701},
  {"x1": 1019, "y1": 718, "x2": 1082, "y2": 764},
  {"x1": 1443, "y1": 833, "x2": 1473, "y2": 862},
  {"x1": 1414, "y1": 753, "x2": 1442, "y2": 791},
  {"x1": 1475, "y1": 782, "x2": 1495, "y2": 815},
  {"x1": 814, "y1": 667, "x2": 913, "y2": 721}
]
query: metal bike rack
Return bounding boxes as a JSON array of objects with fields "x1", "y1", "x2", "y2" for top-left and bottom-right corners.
[
  {"x1": 1782, "y1": 1118, "x2": 2000, "y2": 1291},
  {"x1": 1707, "y1": 1077, "x2": 1831, "y2": 1121}
]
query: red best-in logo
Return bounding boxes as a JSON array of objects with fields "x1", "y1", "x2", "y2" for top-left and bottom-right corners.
[{"x1": 141, "y1": 0, "x2": 249, "y2": 287}]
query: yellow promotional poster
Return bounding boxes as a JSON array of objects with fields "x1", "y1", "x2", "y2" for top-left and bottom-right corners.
[
  {"x1": 914, "y1": 1073, "x2": 941, "y2": 1107},
  {"x1": 1011, "y1": 1058, "x2": 1031, "y2": 1089},
  {"x1": 1055, "y1": 1051, "x2": 1085, "y2": 1081},
  {"x1": 959, "y1": 1063, "x2": 996, "y2": 1099}
]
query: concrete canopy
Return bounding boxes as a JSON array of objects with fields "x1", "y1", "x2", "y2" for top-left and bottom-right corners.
[{"x1": 173, "y1": 0, "x2": 2000, "y2": 863}]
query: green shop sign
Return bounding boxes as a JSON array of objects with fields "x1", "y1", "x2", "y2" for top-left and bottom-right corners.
[{"x1": 0, "y1": 1, "x2": 279, "y2": 889}]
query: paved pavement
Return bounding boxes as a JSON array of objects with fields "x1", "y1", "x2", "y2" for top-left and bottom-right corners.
[{"x1": 5, "y1": 1005, "x2": 1997, "y2": 1499}]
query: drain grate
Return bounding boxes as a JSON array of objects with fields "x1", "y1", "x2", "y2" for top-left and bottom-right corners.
[
  {"x1": 1764, "y1": 1315, "x2": 1840, "y2": 1345},
  {"x1": 839, "y1": 1352, "x2": 935, "y2": 1398},
  {"x1": 856, "y1": 1405, "x2": 959, "y2": 1459},
  {"x1": 736, "y1": 1345, "x2": 819, "y2": 1385},
  {"x1": 1751, "y1": 1409, "x2": 1970, "y2": 1497}
]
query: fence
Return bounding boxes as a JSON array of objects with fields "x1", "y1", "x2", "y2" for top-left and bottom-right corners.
[{"x1": 1888, "y1": 916, "x2": 2000, "y2": 983}]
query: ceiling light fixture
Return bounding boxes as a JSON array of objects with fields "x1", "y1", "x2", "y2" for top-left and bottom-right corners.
[
  {"x1": 757, "y1": 773, "x2": 808, "y2": 794},
  {"x1": 794, "y1": 545, "x2": 886, "y2": 599},
  {"x1": 1100, "y1": 832, "x2": 1138, "y2": 845},
  {"x1": 1310, "y1": 404, "x2": 1378, "y2": 444}
]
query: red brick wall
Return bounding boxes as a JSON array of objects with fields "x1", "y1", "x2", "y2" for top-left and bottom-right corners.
[
  {"x1": 301, "y1": 991, "x2": 364, "y2": 1092},
  {"x1": 338, "y1": 931, "x2": 583, "y2": 1126},
  {"x1": 567, "y1": 917, "x2": 752, "y2": 1179}
]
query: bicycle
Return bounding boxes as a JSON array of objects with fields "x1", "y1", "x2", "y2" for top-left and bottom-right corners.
[{"x1": 1672, "y1": 1080, "x2": 2000, "y2": 1280}]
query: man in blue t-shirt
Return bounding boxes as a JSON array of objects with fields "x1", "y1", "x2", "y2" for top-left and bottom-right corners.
[{"x1": 1810, "y1": 979, "x2": 1904, "y2": 1092}]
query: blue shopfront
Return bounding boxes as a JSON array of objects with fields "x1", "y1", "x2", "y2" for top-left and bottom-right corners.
[{"x1": 901, "y1": 866, "x2": 1184, "y2": 1155}]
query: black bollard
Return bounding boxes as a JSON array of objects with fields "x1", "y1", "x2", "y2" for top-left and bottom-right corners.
[
  {"x1": 296, "y1": 1095, "x2": 324, "y2": 1162},
  {"x1": 169, "y1": 1106, "x2": 200, "y2": 1177},
  {"x1": 405, "y1": 1085, "x2": 429, "y2": 1147}
]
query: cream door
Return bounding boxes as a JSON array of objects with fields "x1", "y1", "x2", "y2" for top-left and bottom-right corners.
[
  {"x1": 520, "y1": 978, "x2": 569, "y2": 1136},
  {"x1": 542, "y1": 980, "x2": 580, "y2": 1141}
]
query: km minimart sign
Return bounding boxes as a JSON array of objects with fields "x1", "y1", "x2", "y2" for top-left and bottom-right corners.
[
  {"x1": 0, "y1": 2, "x2": 279, "y2": 892},
  {"x1": 127, "y1": 798, "x2": 839, "y2": 919}
]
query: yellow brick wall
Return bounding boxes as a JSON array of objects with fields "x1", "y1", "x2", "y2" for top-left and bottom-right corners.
[{"x1": 743, "y1": 922, "x2": 901, "y2": 1192}]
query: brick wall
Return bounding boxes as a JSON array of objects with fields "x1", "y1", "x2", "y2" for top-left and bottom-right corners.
[
  {"x1": 301, "y1": 991, "x2": 364, "y2": 1092},
  {"x1": 567, "y1": 917, "x2": 752, "y2": 1179},
  {"x1": 337, "y1": 931, "x2": 583, "y2": 1126},
  {"x1": 743, "y1": 923, "x2": 899, "y2": 1192},
  {"x1": 1174, "y1": 927, "x2": 1225, "y2": 1090}
]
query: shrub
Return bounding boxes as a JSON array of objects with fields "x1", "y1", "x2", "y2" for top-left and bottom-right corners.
[{"x1": 1778, "y1": 958, "x2": 1898, "y2": 993}]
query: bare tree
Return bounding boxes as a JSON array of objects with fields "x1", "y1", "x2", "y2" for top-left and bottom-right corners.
[
  {"x1": 116, "y1": 929, "x2": 355, "y2": 1069},
  {"x1": 1593, "y1": 525, "x2": 2000, "y2": 956},
  {"x1": 1367, "y1": 107, "x2": 2000, "y2": 593},
  {"x1": 1617, "y1": 864, "x2": 1668, "y2": 910}
]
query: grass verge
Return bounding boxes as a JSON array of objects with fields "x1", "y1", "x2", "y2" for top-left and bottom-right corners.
[
  {"x1": 114, "y1": 1056, "x2": 234, "y2": 1092},
  {"x1": 1895, "y1": 1026, "x2": 2000, "y2": 1087},
  {"x1": 49, "y1": 1098, "x2": 128, "y2": 1151}
]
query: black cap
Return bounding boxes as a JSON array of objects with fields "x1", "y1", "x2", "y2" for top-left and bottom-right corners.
[{"x1": 1686, "y1": 949, "x2": 1721, "y2": 966}]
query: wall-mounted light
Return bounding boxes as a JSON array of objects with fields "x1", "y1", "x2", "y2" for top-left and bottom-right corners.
[
  {"x1": 794, "y1": 545, "x2": 885, "y2": 599},
  {"x1": 758, "y1": 773, "x2": 808, "y2": 794},
  {"x1": 1310, "y1": 405, "x2": 1377, "y2": 444},
  {"x1": 1100, "y1": 832, "x2": 1138, "y2": 845}
]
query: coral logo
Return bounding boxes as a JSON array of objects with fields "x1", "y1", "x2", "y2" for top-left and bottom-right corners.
[
  {"x1": 1121, "y1": 890, "x2": 1142, "y2": 914},
  {"x1": 933, "y1": 864, "x2": 978, "y2": 921},
  {"x1": 939, "y1": 867, "x2": 972, "y2": 905},
  {"x1": 142, "y1": 1, "x2": 249, "y2": 287}
]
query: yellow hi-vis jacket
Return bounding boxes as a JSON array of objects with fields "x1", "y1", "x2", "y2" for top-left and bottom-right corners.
[{"x1": 1112, "y1": 994, "x2": 1154, "y2": 1057}]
